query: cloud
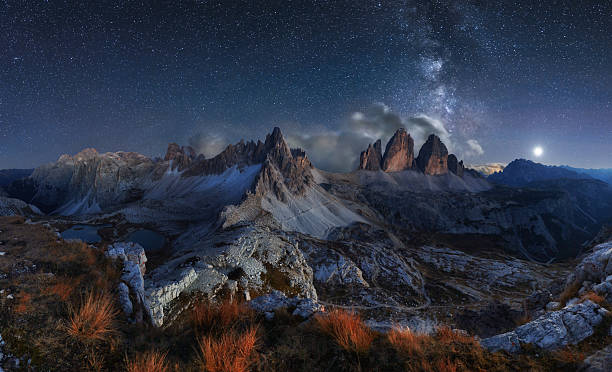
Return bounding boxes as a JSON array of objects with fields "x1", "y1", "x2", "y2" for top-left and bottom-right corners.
[
  {"x1": 286, "y1": 103, "x2": 455, "y2": 172},
  {"x1": 465, "y1": 139, "x2": 484, "y2": 156},
  {"x1": 188, "y1": 132, "x2": 229, "y2": 158}
]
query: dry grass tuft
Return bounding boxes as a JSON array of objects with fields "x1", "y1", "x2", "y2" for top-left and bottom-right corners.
[
  {"x1": 434, "y1": 357, "x2": 459, "y2": 372},
  {"x1": 315, "y1": 309, "x2": 374, "y2": 354},
  {"x1": 191, "y1": 298, "x2": 253, "y2": 331},
  {"x1": 126, "y1": 350, "x2": 169, "y2": 372},
  {"x1": 49, "y1": 277, "x2": 79, "y2": 301},
  {"x1": 14, "y1": 292, "x2": 32, "y2": 314},
  {"x1": 436, "y1": 326, "x2": 477, "y2": 345},
  {"x1": 86, "y1": 347, "x2": 105, "y2": 372},
  {"x1": 387, "y1": 326, "x2": 427, "y2": 357},
  {"x1": 580, "y1": 291, "x2": 607, "y2": 306},
  {"x1": 198, "y1": 326, "x2": 259, "y2": 372},
  {"x1": 559, "y1": 281, "x2": 582, "y2": 306},
  {"x1": 66, "y1": 291, "x2": 119, "y2": 344},
  {"x1": 552, "y1": 347, "x2": 585, "y2": 365}
]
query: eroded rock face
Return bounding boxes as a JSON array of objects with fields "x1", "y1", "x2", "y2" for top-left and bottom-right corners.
[
  {"x1": 416, "y1": 134, "x2": 449, "y2": 175},
  {"x1": 164, "y1": 143, "x2": 196, "y2": 171},
  {"x1": 381, "y1": 128, "x2": 415, "y2": 172},
  {"x1": 358, "y1": 140, "x2": 382, "y2": 171},
  {"x1": 248, "y1": 290, "x2": 323, "y2": 320},
  {"x1": 481, "y1": 300, "x2": 607, "y2": 352},
  {"x1": 144, "y1": 223, "x2": 317, "y2": 327},
  {"x1": 448, "y1": 154, "x2": 464, "y2": 177},
  {"x1": 565, "y1": 241, "x2": 612, "y2": 303},
  {"x1": 106, "y1": 242, "x2": 150, "y2": 322}
]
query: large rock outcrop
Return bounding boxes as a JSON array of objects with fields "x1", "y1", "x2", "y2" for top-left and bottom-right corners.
[
  {"x1": 381, "y1": 128, "x2": 415, "y2": 172},
  {"x1": 448, "y1": 154, "x2": 464, "y2": 177},
  {"x1": 481, "y1": 300, "x2": 607, "y2": 352},
  {"x1": 416, "y1": 134, "x2": 449, "y2": 175},
  {"x1": 358, "y1": 140, "x2": 382, "y2": 171}
]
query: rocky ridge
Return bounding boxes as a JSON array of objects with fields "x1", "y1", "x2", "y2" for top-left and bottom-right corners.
[{"x1": 358, "y1": 129, "x2": 465, "y2": 176}]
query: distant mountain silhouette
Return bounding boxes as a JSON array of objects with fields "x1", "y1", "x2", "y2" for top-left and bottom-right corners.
[
  {"x1": 487, "y1": 159, "x2": 591, "y2": 187},
  {"x1": 560, "y1": 165, "x2": 612, "y2": 185},
  {"x1": 0, "y1": 168, "x2": 33, "y2": 187}
]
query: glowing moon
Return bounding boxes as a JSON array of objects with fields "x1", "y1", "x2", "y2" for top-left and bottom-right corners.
[{"x1": 533, "y1": 146, "x2": 543, "y2": 157}]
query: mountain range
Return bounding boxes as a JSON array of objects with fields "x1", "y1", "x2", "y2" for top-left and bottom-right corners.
[{"x1": 2, "y1": 127, "x2": 612, "y2": 332}]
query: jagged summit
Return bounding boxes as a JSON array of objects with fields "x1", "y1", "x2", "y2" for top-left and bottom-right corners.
[
  {"x1": 164, "y1": 143, "x2": 197, "y2": 171},
  {"x1": 359, "y1": 139, "x2": 383, "y2": 171},
  {"x1": 381, "y1": 128, "x2": 415, "y2": 172},
  {"x1": 357, "y1": 129, "x2": 465, "y2": 177},
  {"x1": 416, "y1": 134, "x2": 449, "y2": 175}
]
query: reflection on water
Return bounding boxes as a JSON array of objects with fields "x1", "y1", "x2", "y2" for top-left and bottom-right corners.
[
  {"x1": 127, "y1": 229, "x2": 165, "y2": 252},
  {"x1": 61, "y1": 224, "x2": 110, "y2": 243}
]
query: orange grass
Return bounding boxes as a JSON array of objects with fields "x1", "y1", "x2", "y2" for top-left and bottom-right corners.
[
  {"x1": 198, "y1": 326, "x2": 259, "y2": 372},
  {"x1": 66, "y1": 291, "x2": 118, "y2": 344},
  {"x1": 315, "y1": 309, "x2": 374, "y2": 354},
  {"x1": 126, "y1": 350, "x2": 169, "y2": 372},
  {"x1": 49, "y1": 277, "x2": 79, "y2": 301},
  {"x1": 580, "y1": 291, "x2": 607, "y2": 306},
  {"x1": 436, "y1": 326, "x2": 477, "y2": 345},
  {"x1": 387, "y1": 326, "x2": 428, "y2": 357},
  {"x1": 14, "y1": 292, "x2": 32, "y2": 314},
  {"x1": 191, "y1": 298, "x2": 253, "y2": 330}
]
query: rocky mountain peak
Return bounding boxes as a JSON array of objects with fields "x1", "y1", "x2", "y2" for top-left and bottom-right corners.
[
  {"x1": 416, "y1": 134, "x2": 449, "y2": 175},
  {"x1": 448, "y1": 154, "x2": 464, "y2": 177},
  {"x1": 358, "y1": 140, "x2": 383, "y2": 171},
  {"x1": 73, "y1": 148, "x2": 99, "y2": 161},
  {"x1": 164, "y1": 143, "x2": 197, "y2": 171},
  {"x1": 381, "y1": 128, "x2": 415, "y2": 172}
]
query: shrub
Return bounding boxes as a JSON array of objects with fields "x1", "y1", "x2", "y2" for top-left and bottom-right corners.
[
  {"x1": 126, "y1": 350, "x2": 169, "y2": 372},
  {"x1": 315, "y1": 309, "x2": 374, "y2": 354},
  {"x1": 66, "y1": 291, "x2": 118, "y2": 344},
  {"x1": 198, "y1": 326, "x2": 259, "y2": 372},
  {"x1": 191, "y1": 298, "x2": 253, "y2": 331}
]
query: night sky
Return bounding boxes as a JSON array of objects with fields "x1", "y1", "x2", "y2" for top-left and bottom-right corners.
[{"x1": 1, "y1": 1, "x2": 611, "y2": 171}]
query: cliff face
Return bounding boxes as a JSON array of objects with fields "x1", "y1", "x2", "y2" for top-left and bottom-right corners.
[
  {"x1": 357, "y1": 129, "x2": 467, "y2": 177},
  {"x1": 381, "y1": 128, "x2": 415, "y2": 172},
  {"x1": 358, "y1": 140, "x2": 383, "y2": 171},
  {"x1": 415, "y1": 134, "x2": 449, "y2": 175},
  {"x1": 448, "y1": 154, "x2": 464, "y2": 177}
]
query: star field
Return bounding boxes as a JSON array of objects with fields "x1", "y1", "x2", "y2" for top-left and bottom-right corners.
[{"x1": 1, "y1": 1, "x2": 611, "y2": 169}]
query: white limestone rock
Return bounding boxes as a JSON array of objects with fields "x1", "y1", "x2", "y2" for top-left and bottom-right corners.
[{"x1": 481, "y1": 300, "x2": 605, "y2": 353}]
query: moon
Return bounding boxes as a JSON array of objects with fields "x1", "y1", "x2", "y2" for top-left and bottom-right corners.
[{"x1": 533, "y1": 146, "x2": 543, "y2": 157}]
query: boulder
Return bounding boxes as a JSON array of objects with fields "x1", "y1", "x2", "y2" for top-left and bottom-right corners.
[
  {"x1": 381, "y1": 128, "x2": 414, "y2": 172},
  {"x1": 106, "y1": 242, "x2": 150, "y2": 322},
  {"x1": 481, "y1": 300, "x2": 606, "y2": 352}
]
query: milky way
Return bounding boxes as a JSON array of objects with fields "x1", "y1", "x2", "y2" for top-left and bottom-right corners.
[{"x1": 1, "y1": 1, "x2": 610, "y2": 169}]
